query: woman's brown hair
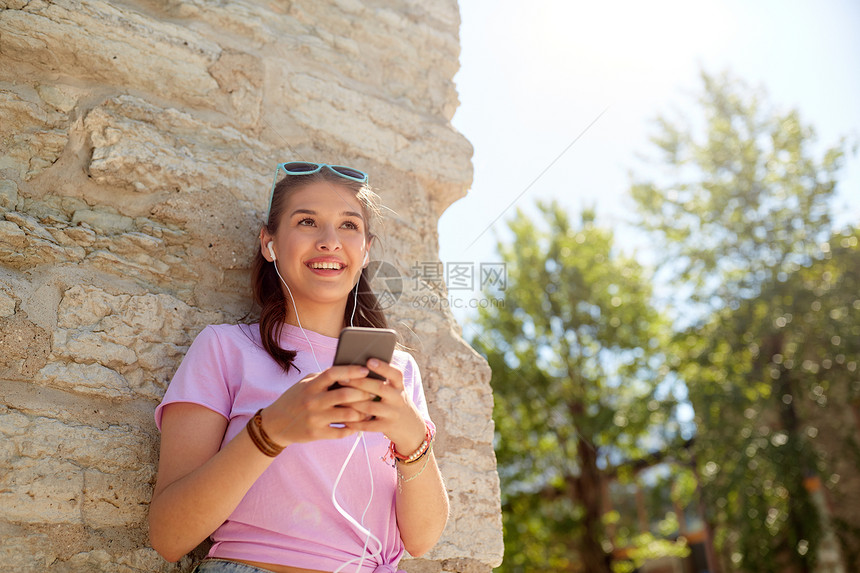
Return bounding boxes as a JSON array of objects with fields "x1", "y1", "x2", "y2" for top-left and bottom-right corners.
[{"x1": 250, "y1": 168, "x2": 389, "y2": 372}]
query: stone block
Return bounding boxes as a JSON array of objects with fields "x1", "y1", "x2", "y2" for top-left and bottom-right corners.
[
  {"x1": 0, "y1": 456, "x2": 84, "y2": 524},
  {"x1": 0, "y1": 212, "x2": 87, "y2": 270},
  {"x1": 0, "y1": 179, "x2": 19, "y2": 209},
  {"x1": 70, "y1": 210, "x2": 135, "y2": 235},
  {"x1": 81, "y1": 468, "x2": 153, "y2": 528},
  {"x1": 0, "y1": 88, "x2": 69, "y2": 180},
  {"x1": 285, "y1": 73, "x2": 473, "y2": 190},
  {"x1": 84, "y1": 95, "x2": 270, "y2": 202},
  {"x1": 0, "y1": 528, "x2": 55, "y2": 573},
  {"x1": 52, "y1": 285, "x2": 224, "y2": 400},
  {"x1": 0, "y1": 1, "x2": 221, "y2": 107},
  {"x1": 0, "y1": 312, "x2": 51, "y2": 378},
  {"x1": 2, "y1": 408, "x2": 154, "y2": 474},
  {"x1": 0, "y1": 286, "x2": 15, "y2": 316},
  {"x1": 64, "y1": 548, "x2": 182, "y2": 573},
  {"x1": 166, "y1": 0, "x2": 283, "y2": 47},
  {"x1": 434, "y1": 454, "x2": 504, "y2": 565},
  {"x1": 208, "y1": 49, "x2": 264, "y2": 127},
  {"x1": 434, "y1": 386, "x2": 495, "y2": 442},
  {"x1": 37, "y1": 362, "x2": 135, "y2": 401},
  {"x1": 0, "y1": 406, "x2": 157, "y2": 533}
]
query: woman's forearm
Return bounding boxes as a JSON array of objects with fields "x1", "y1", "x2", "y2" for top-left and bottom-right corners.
[
  {"x1": 149, "y1": 408, "x2": 279, "y2": 562},
  {"x1": 394, "y1": 450, "x2": 449, "y2": 557}
]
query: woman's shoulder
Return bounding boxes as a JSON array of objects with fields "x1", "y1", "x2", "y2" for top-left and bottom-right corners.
[
  {"x1": 203, "y1": 322, "x2": 259, "y2": 336},
  {"x1": 191, "y1": 323, "x2": 261, "y2": 349},
  {"x1": 392, "y1": 346, "x2": 415, "y2": 362}
]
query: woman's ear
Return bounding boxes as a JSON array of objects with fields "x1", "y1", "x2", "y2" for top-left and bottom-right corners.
[
  {"x1": 260, "y1": 228, "x2": 274, "y2": 262},
  {"x1": 363, "y1": 236, "x2": 374, "y2": 268}
]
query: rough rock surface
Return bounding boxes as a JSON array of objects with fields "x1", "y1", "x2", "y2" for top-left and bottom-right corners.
[{"x1": 0, "y1": 1, "x2": 503, "y2": 571}]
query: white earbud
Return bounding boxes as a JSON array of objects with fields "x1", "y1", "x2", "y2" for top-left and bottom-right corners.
[
  {"x1": 267, "y1": 240, "x2": 276, "y2": 261},
  {"x1": 363, "y1": 251, "x2": 369, "y2": 266}
]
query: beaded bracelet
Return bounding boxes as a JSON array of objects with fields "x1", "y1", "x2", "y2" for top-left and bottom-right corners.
[
  {"x1": 246, "y1": 409, "x2": 284, "y2": 457},
  {"x1": 388, "y1": 421, "x2": 435, "y2": 466},
  {"x1": 397, "y1": 444, "x2": 434, "y2": 483},
  {"x1": 395, "y1": 443, "x2": 434, "y2": 493}
]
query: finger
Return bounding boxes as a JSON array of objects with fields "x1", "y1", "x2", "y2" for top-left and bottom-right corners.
[
  {"x1": 339, "y1": 376, "x2": 394, "y2": 402},
  {"x1": 327, "y1": 405, "x2": 384, "y2": 431},
  {"x1": 327, "y1": 403, "x2": 371, "y2": 421},
  {"x1": 324, "y1": 386, "x2": 377, "y2": 406},
  {"x1": 365, "y1": 359, "x2": 404, "y2": 389},
  {"x1": 309, "y1": 365, "x2": 370, "y2": 390},
  {"x1": 345, "y1": 397, "x2": 385, "y2": 418},
  {"x1": 342, "y1": 420, "x2": 379, "y2": 433}
]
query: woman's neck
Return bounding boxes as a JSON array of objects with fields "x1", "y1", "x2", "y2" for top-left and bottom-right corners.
[{"x1": 284, "y1": 300, "x2": 348, "y2": 338}]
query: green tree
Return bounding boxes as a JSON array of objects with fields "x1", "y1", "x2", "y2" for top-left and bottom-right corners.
[
  {"x1": 779, "y1": 228, "x2": 860, "y2": 569},
  {"x1": 472, "y1": 204, "x2": 684, "y2": 572},
  {"x1": 630, "y1": 70, "x2": 854, "y2": 572}
]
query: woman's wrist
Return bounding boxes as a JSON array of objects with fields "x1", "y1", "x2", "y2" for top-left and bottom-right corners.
[
  {"x1": 389, "y1": 420, "x2": 435, "y2": 466},
  {"x1": 246, "y1": 408, "x2": 288, "y2": 457},
  {"x1": 389, "y1": 412, "x2": 429, "y2": 453}
]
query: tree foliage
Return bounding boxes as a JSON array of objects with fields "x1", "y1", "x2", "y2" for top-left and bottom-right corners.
[
  {"x1": 630, "y1": 70, "x2": 857, "y2": 572},
  {"x1": 632, "y1": 71, "x2": 844, "y2": 310},
  {"x1": 472, "y1": 204, "x2": 684, "y2": 572},
  {"x1": 472, "y1": 69, "x2": 858, "y2": 573}
]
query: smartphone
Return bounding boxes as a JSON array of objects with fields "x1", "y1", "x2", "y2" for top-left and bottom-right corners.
[{"x1": 329, "y1": 327, "x2": 397, "y2": 390}]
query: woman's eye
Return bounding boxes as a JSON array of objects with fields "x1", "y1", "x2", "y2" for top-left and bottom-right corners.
[
  {"x1": 342, "y1": 220, "x2": 360, "y2": 230},
  {"x1": 298, "y1": 218, "x2": 316, "y2": 226}
]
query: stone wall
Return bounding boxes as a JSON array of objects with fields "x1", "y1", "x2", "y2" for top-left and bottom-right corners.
[{"x1": 0, "y1": 1, "x2": 504, "y2": 571}]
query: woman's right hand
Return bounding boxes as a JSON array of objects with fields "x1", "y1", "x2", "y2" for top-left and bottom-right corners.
[{"x1": 261, "y1": 364, "x2": 377, "y2": 446}]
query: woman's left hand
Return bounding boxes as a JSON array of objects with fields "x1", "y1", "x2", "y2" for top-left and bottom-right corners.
[
  {"x1": 337, "y1": 358, "x2": 427, "y2": 455},
  {"x1": 345, "y1": 359, "x2": 448, "y2": 558}
]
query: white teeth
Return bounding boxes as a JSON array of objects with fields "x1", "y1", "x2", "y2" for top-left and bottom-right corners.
[{"x1": 310, "y1": 261, "x2": 343, "y2": 270}]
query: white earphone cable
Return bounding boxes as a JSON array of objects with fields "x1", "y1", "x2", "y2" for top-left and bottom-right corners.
[
  {"x1": 331, "y1": 432, "x2": 383, "y2": 573},
  {"x1": 272, "y1": 258, "x2": 322, "y2": 370},
  {"x1": 349, "y1": 280, "x2": 359, "y2": 327},
  {"x1": 272, "y1": 257, "x2": 379, "y2": 571}
]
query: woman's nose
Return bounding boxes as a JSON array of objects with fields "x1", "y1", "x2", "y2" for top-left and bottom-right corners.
[{"x1": 316, "y1": 225, "x2": 341, "y2": 251}]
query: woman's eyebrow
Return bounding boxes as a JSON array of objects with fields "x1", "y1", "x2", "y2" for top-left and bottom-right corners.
[
  {"x1": 289, "y1": 208, "x2": 315, "y2": 217},
  {"x1": 289, "y1": 208, "x2": 364, "y2": 219}
]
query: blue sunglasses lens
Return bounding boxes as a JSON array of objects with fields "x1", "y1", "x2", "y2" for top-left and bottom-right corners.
[
  {"x1": 329, "y1": 165, "x2": 367, "y2": 181},
  {"x1": 282, "y1": 162, "x2": 320, "y2": 174}
]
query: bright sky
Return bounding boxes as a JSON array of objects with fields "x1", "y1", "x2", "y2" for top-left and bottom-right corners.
[{"x1": 439, "y1": 0, "x2": 860, "y2": 324}]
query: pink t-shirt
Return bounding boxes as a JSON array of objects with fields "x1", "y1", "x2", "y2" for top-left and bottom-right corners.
[{"x1": 154, "y1": 323, "x2": 432, "y2": 572}]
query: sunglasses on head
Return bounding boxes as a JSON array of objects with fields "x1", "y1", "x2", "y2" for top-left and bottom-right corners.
[
  {"x1": 278, "y1": 162, "x2": 368, "y2": 182},
  {"x1": 266, "y1": 161, "x2": 369, "y2": 223}
]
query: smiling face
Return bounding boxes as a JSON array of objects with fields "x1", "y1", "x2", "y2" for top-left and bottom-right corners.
[{"x1": 261, "y1": 180, "x2": 371, "y2": 314}]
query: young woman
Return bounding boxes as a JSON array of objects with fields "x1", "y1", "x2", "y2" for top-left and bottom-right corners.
[{"x1": 149, "y1": 162, "x2": 449, "y2": 573}]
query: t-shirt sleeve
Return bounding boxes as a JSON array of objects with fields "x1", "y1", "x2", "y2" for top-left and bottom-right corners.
[
  {"x1": 399, "y1": 352, "x2": 433, "y2": 430},
  {"x1": 154, "y1": 325, "x2": 234, "y2": 431}
]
